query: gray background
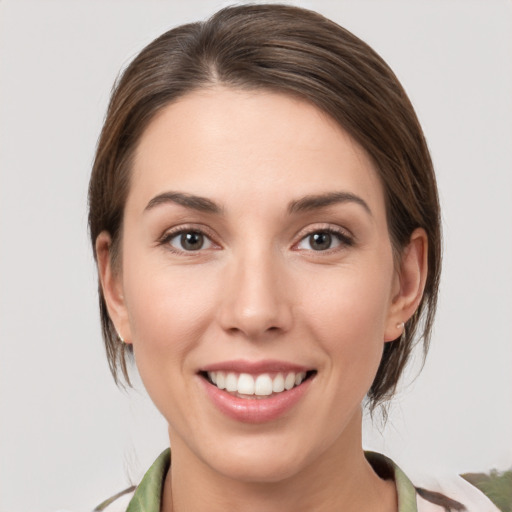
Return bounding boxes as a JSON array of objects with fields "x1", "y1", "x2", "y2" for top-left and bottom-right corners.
[{"x1": 1, "y1": 1, "x2": 511, "y2": 511}]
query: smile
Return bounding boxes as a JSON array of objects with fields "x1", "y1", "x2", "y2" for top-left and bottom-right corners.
[
  {"x1": 205, "y1": 371, "x2": 312, "y2": 398},
  {"x1": 198, "y1": 362, "x2": 316, "y2": 423}
]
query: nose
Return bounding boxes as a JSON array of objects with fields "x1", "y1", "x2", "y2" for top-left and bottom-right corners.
[{"x1": 217, "y1": 249, "x2": 293, "y2": 340}]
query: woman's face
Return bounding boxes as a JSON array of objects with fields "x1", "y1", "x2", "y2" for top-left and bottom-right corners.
[{"x1": 102, "y1": 87, "x2": 412, "y2": 482}]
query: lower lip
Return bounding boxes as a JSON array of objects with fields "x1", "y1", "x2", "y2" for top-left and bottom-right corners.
[{"x1": 200, "y1": 376, "x2": 313, "y2": 423}]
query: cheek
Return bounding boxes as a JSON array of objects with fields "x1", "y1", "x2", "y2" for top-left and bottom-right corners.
[
  {"x1": 121, "y1": 258, "x2": 223, "y2": 420},
  {"x1": 298, "y1": 262, "x2": 394, "y2": 369},
  {"x1": 123, "y1": 254, "x2": 219, "y2": 360}
]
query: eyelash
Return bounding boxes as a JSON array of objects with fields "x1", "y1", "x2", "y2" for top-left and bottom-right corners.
[
  {"x1": 158, "y1": 225, "x2": 354, "y2": 255},
  {"x1": 158, "y1": 225, "x2": 219, "y2": 255},
  {"x1": 294, "y1": 227, "x2": 354, "y2": 253}
]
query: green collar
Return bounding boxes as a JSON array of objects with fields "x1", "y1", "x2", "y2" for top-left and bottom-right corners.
[
  {"x1": 126, "y1": 449, "x2": 171, "y2": 512},
  {"x1": 126, "y1": 449, "x2": 418, "y2": 512}
]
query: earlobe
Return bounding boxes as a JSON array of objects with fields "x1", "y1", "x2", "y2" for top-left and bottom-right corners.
[
  {"x1": 95, "y1": 231, "x2": 132, "y2": 344},
  {"x1": 384, "y1": 228, "x2": 428, "y2": 342}
]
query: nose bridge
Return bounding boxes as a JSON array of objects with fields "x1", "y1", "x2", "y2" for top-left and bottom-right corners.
[{"x1": 219, "y1": 243, "x2": 292, "y2": 338}]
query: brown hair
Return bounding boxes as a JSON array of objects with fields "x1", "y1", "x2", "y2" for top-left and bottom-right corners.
[{"x1": 88, "y1": 3, "x2": 441, "y2": 409}]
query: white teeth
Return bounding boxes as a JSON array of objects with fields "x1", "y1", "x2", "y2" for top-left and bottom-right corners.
[
  {"x1": 272, "y1": 373, "x2": 285, "y2": 393},
  {"x1": 295, "y1": 372, "x2": 306, "y2": 386},
  {"x1": 284, "y1": 372, "x2": 296, "y2": 390},
  {"x1": 225, "y1": 372, "x2": 238, "y2": 392},
  {"x1": 216, "y1": 372, "x2": 225, "y2": 390},
  {"x1": 238, "y1": 373, "x2": 255, "y2": 395},
  {"x1": 206, "y1": 370, "x2": 309, "y2": 396},
  {"x1": 255, "y1": 374, "x2": 273, "y2": 396}
]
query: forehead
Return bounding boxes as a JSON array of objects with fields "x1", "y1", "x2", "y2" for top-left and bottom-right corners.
[{"x1": 129, "y1": 87, "x2": 386, "y2": 218}]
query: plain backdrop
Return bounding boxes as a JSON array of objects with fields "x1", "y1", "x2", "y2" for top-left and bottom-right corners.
[{"x1": 0, "y1": 1, "x2": 511, "y2": 511}]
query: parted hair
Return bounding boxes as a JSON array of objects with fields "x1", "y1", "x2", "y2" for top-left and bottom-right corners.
[{"x1": 88, "y1": 3, "x2": 441, "y2": 410}]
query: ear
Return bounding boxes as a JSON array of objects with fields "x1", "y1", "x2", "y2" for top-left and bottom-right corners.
[
  {"x1": 95, "y1": 231, "x2": 132, "y2": 344},
  {"x1": 384, "y1": 228, "x2": 428, "y2": 342}
]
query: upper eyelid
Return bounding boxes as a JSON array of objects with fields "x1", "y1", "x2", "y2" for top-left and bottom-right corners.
[
  {"x1": 160, "y1": 223, "x2": 217, "y2": 239},
  {"x1": 158, "y1": 224, "x2": 221, "y2": 249},
  {"x1": 157, "y1": 222, "x2": 353, "y2": 248},
  {"x1": 293, "y1": 223, "x2": 353, "y2": 241},
  {"x1": 292, "y1": 225, "x2": 354, "y2": 250}
]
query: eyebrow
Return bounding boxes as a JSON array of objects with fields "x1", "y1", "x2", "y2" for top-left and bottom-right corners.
[
  {"x1": 144, "y1": 192, "x2": 222, "y2": 214},
  {"x1": 287, "y1": 192, "x2": 372, "y2": 216},
  {"x1": 144, "y1": 190, "x2": 371, "y2": 216}
]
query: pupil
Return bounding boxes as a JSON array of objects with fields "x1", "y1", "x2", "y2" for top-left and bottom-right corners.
[
  {"x1": 310, "y1": 232, "x2": 331, "y2": 251},
  {"x1": 181, "y1": 232, "x2": 203, "y2": 250}
]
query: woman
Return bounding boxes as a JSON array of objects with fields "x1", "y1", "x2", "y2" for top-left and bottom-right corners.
[{"x1": 88, "y1": 4, "x2": 497, "y2": 512}]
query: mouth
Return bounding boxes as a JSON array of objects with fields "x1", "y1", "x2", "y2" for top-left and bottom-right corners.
[
  {"x1": 197, "y1": 360, "x2": 317, "y2": 422},
  {"x1": 199, "y1": 369, "x2": 317, "y2": 399}
]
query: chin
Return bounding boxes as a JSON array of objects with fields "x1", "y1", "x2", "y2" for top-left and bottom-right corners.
[
  {"x1": 197, "y1": 431, "x2": 320, "y2": 485},
  {"x1": 211, "y1": 451, "x2": 305, "y2": 484}
]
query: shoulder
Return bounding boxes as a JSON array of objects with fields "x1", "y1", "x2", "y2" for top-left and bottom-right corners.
[
  {"x1": 415, "y1": 475, "x2": 502, "y2": 512},
  {"x1": 93, "y1": 478, "x2": 500, "y2": 512},
  {"x1": 93, "y1": 448, "x2": 170, "y2": 512},
  {"x1": 95, "y1": 450, "x2": 502, "y2": 512},
  {"x1": 366, "y1": 451, "x2": 502, "y2": 512}
]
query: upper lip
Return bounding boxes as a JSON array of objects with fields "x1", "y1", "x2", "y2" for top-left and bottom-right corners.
[{"x1": 199, "y1": 359, "x2": 313, "y2": 374}]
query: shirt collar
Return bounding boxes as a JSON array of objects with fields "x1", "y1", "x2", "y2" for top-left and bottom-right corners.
[
  {"x1": 365, "y1": 451, "x2": 419, "y2": 512},
  {"x1": 126, "y1": 449, "x2": 170, "y2": 512},
  {"x1": 126, "y1": 448, "x2": 418, "y2": 512}
]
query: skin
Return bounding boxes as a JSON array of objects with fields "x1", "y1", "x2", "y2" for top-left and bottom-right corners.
[{"x1": 97, "y1": 87, "x2": 428, "y2": 512}]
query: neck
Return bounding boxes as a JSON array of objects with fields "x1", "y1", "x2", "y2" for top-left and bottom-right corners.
[{"x1": 162, "y1": 411, "x2": 397, "y2": 512}]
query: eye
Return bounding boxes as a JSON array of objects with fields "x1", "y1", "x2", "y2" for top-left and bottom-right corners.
[
  {"x1": 166, "y1": 230, "x2": 215, "y2": 252},
  {"x1": 296, "y1": 229, "x2": 351, "y2": 251}
]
